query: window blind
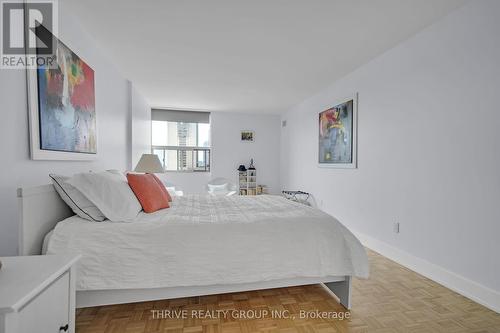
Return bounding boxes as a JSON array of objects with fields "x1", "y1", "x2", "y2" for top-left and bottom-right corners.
[{"x1": 151, "y1": 109, "x2": 210, "y2": 124}]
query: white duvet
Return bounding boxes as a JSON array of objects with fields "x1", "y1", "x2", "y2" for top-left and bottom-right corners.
[{"x1": 47, "y1": 195, "x2": 369, "y2": 291}]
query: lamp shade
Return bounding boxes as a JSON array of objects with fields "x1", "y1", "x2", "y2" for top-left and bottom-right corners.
[{"x1": 134, "y1": 154, "x2": 164, "y2": 173}]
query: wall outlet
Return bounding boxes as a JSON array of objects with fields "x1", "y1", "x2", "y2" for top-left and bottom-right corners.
[{"x1": 393, "y1": 222, "x2": 400, "y2": 234}]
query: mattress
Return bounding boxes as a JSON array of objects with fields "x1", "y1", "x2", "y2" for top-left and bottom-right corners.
[{"x1": 47, "y1": 194, "x2": 369, "y2": 291}]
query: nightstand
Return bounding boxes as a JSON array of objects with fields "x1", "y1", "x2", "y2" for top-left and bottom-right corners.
[{"x1": 0, "y1": 255, "x2": 80, "y2": 333}]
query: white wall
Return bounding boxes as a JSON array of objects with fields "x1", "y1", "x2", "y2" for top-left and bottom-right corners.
[
  {"x1": 130, "y1": 83, "x2": 152, "y2": 169},
  {"x1": 157, "y1": 172, "x2": 211, "y2": 194},
  {"x1": 0, "y1": 1, "x2": 144, "y2": 255},
  {"x1": 161, "y1": 112, "x2": 281, "y2": 194},
  {"x1": 211, "y1": 112, "x2": 281, "y2": 194},
  {"x1": 281, "y1": 0, "x2": 500, "y2": 308}
]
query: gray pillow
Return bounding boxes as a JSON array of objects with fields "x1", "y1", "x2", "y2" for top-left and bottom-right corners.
[{"x1": 50, "y1": 174, "x2": 106, "y2": 221}]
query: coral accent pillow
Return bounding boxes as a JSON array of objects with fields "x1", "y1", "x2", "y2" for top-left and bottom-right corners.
[
  {"x1": 149, "y1": 174, "x2": 172, "y2": 202},
  {"x1": 126, "y1": 173, "x2": 170, "y2": 213}
]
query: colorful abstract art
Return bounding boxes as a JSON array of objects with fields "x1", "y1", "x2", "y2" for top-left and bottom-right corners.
[
  {"x1": 37, "y1": 38, "x2": 96, "y2": 154},
  {"x1": 318, "y1": 99, "x2": 354, "y2": 165}
]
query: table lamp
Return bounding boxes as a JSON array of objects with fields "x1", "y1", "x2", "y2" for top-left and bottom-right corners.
[{"x1": 134, "y1": 154, "x2": 164, "y2": 173}]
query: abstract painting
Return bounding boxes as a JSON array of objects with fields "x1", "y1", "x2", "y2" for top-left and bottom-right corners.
[
  {"x1": 318, "y1": 95, "x2": 357, "y2": 168},
  {"x1": 36, "y1": 37, "x2": 96, "y2": 155}
]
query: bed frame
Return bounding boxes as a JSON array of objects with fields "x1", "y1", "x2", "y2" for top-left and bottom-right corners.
[{"x1": 18, "y1": 184, "x2": 352, "y2": 309}]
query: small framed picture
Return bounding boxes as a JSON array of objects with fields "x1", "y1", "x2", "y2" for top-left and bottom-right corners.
[{"x1": 241, "y1": 130, "x2": 254, "y2": 142}]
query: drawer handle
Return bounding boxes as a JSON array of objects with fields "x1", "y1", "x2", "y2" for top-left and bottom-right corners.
[{"x1": 59, "y1": 324, "x2": 69, "y2": 332}]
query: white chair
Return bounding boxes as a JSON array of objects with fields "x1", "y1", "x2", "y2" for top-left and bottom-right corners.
[{"x1": 206, "y1": 177, "x2": 237, "y2": 196}]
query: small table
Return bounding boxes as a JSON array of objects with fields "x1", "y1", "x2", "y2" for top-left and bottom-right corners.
[{"x1": 0, "y1": 255, "x2": 80, "y2": 333}]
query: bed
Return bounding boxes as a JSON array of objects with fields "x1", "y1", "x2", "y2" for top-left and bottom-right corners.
[{"x1": 18, "y1": 184, "x2": 369, "y2": 309}]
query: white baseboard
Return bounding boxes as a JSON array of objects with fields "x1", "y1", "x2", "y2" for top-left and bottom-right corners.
[{"x1": 353, "y1": 230, "x2": 500, "y2": 314}]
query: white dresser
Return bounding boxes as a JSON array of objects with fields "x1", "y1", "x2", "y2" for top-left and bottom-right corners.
[{"x1": 0, "y1": 255, "x2": 79, "y2": 333}]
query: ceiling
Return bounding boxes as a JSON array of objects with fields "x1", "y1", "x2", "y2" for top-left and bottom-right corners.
[{"x1": 65, "y1": 0, "x2": 466, "y2": 114}]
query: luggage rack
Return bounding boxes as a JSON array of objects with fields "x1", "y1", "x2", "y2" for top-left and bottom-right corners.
[{"x1": 282, "y1": 190, "x2": 311, "y2": 206}]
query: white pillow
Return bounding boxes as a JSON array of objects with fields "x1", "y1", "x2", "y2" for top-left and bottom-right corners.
[
  {"x1": 166, "y1": 186, "x2": 177, "y2": 195},
  {"x1": 106, "y1": 169, "x2": 126, "y2": 178},
  {"x1": 50, "y1": 174, "x2": 106, "y2": 221},
  {"x1": 67, "y1": 171, "x2": 142, "y2": 222}
]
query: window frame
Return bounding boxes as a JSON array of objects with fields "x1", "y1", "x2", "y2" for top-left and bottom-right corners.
[{"x1": 151, "y1": 121, "x2": 211, "y2": 173}]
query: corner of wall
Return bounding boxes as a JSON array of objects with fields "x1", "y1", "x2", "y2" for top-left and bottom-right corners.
[{"x1": 354, "y1": 230, "x2": 500, "y2": 314}]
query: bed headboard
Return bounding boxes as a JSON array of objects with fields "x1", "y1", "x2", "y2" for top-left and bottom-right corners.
[{"x1": 17, "y1": 184, "x2": 73, "y2": 255}]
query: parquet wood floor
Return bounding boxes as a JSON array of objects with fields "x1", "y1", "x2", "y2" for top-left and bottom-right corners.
[{"x1": 76, "y1": 250, "x2": 500, "y2": 332}]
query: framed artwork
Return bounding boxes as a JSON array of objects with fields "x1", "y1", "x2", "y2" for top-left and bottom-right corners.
[
  {"x1": 241, "y1": 130, "x2": 254, "y2": 142},
  {"x1": 27, "y1": 28, "x2": 97, "y2": 160},
  {"x1": 318, "y1": 94, "x2": 357, "y2": 168}
]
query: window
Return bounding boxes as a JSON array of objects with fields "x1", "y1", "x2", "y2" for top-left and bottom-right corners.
[{"x1": 151, "y1": 110, "x2": 210, "y2": 172}]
